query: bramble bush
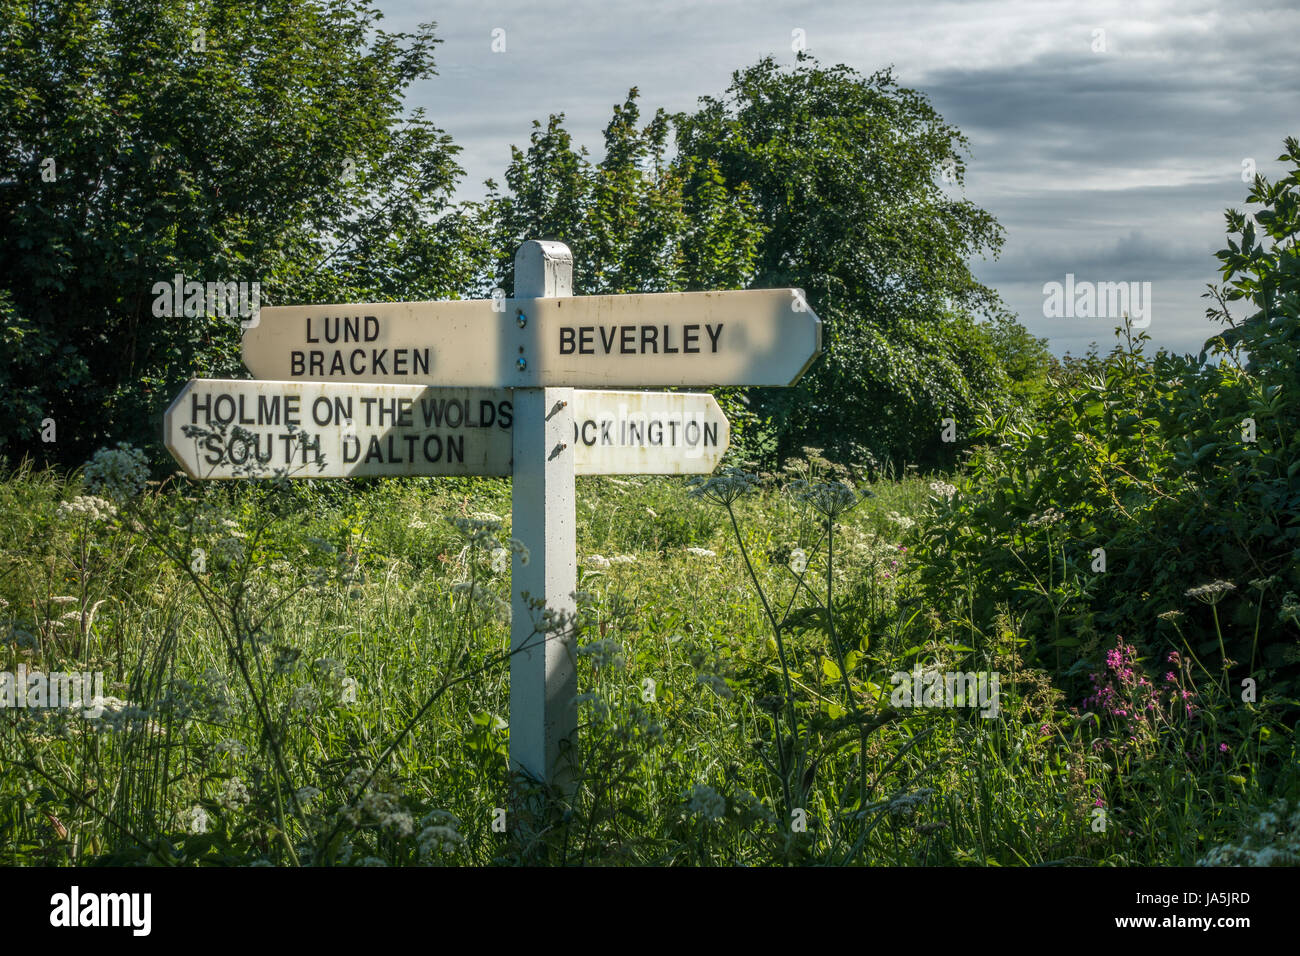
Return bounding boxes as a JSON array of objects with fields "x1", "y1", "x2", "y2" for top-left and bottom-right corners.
[{"x1": 912, "y1": 139, "x2": 1300, "y2": 840}]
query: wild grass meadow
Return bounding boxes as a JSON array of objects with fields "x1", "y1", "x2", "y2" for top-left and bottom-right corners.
[{"x1": 2, "y1": 429, "x2": 1295, "y2": 866}]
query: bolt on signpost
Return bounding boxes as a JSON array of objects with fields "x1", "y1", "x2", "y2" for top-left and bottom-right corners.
[{"x1": 168, "y1": 239, "x2": 822, "y2": 788}]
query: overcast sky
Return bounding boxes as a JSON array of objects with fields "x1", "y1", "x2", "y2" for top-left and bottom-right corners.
[{"x1": 378, "y1": 0, "x2": 1298, "y2": 357}]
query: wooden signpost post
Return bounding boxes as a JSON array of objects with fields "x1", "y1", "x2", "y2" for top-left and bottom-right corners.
[{"x1": 164, "y1": 240, "x2": 821, "y2": 786}]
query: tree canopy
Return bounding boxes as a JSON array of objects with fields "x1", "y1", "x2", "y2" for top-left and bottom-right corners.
[{"x1": 1, "y1": 6, "x2": 1048, "y2": 471}]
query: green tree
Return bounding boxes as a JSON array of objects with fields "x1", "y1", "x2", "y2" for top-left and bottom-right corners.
[
  {"x1": 675, "y1": 54, "x2": 1048, "y2": 468},
  {"x1": 483, "y1": 88, "x2": 764, "y2": 298},
  {"x1": 0, "y1": 0, "x2": 485, "y2": 465},
  {"x1": 482, "y1": 88, "x2": 767, "y2": 444}
]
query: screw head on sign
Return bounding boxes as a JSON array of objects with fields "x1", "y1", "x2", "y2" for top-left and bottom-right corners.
[
  {"x1": 517, "y1": 311, "x2": 527, "y2": 328},
  {"x1": 517, "y1": 357, "x2": 527, "y2": 370}
]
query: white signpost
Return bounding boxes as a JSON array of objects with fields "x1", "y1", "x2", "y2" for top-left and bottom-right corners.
[
  {"x1": 163, "y1": 239, "x2": 821, "y2": 787},
  {"x1": 163, "y1": 381, "x2": 729, "y2": 479}
]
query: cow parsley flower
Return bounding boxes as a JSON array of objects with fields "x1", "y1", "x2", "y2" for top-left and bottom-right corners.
[
  {"x1": 83, "y1": 443, "x2": 150, "y2": 502},
  {"x1": 927, "y1": 480, "x2": 957, "y2": 502},
  {"x1": 685, "y1": 784, "x2": 727, "y2": 822},
  {"x1": 795, "y1": 479, "x2": 867, "y2": 518},
  {"x1": 217, "y1": 777, "x2": 250, "y2": 810},
  {"x1": 57, "y1": 495, "x2": 118, "y2": 523},
  {"x1": 578, "y1": 638, "x2": 624, "y2": 669},
  {"x1": 1186, "y1": 580, "x2": 1236, "y2": 605},
  {"x1": 688, "y1": 467, "x2": 758, "y2": 506}
]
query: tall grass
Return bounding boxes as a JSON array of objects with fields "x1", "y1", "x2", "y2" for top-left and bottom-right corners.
[{"x1": 0, "y1": 455, "x2": 1291, "y2": 865}]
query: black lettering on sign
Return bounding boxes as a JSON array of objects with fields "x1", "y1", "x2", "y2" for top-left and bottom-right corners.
[
  {"x1": 213, "y1": 394, "x2": 236, "y2": 424},
  {"x1": 553, "y1": 323, "x2": 725, "y2": 357},
  {"x1": 203, "y1": 434, "x2": 223, "y2": 465},
  {"x1": 312, "y1": 396, "x2": 332, "y2": 426},
  {"x1": 257, "y1": 395, "x2": 281, "y2": 425},
  {"x1": 683, "y1": 324, "x2": 700, "y2": 353},
  {"x1": 498, "y1": 401, "x2": 513, "y2": 430},
  {"x1": 291, "y1": 351, "x2": 305, "y2": 376},
  {"x1": 420, "y1": 398, "x2": 440, "y2": 427},
  {"x1": 190, "y1": 391, "x2": 212, "y2": 423},
  {"x1": 308, "y1": 316, "x2": 377, "y2": 344}
]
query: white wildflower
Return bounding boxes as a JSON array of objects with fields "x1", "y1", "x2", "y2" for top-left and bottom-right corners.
[
  {"x1": 418, "y1": 824, "x2": 466, "y2": 856},
  {"x1": 82, "y1": 443, "x2": 149, "y2": 502},
  {"x1": 886, "y1": 511, "x2": 915, "y2": 531},
  {"x1": 927, "y1": 480, "x2": 957, "y2": 501},
  {"x1": 685, "y1": 784, "x2": 727, "y2": 822},
  {"x1": 217, "y1": 777, "x2": 250, "y2": 810},
  {"x1": 57, "y1": 495, "x2": 117, "y2": 523},
  {"x1": 578, "y1": 638, "x2": 624, "y2": 669},
  {"x1": 688, "y1": 467, "x2": 758, "y2": 506},
  {"x1": 184, "y1": 805, "x2": 209, "y2": 835}
]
